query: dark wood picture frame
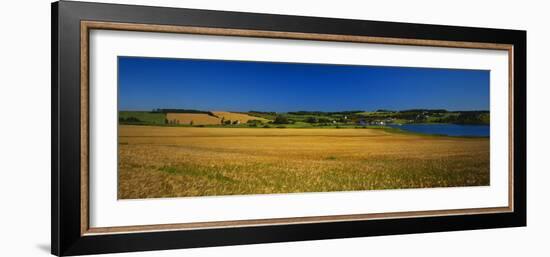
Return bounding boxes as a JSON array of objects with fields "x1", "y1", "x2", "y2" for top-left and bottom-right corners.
[{"x1": 52, "y1": 1, "x2": 526, "y2": 256}]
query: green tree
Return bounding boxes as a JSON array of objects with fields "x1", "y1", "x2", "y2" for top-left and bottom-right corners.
[
  {"x1": 273, "y1": 115, "x2": 290, "y2": 124},
  {"x1": 305, "y1": 117, "x2": 318, "y2": 123}
]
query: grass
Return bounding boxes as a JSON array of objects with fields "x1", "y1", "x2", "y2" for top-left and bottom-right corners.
[
  {"x1": 119, "y1": 111, "x2": 166, "y2": 125},
  {"x1": 118, "y1": 125, "x2": 489, "y2": 199}
]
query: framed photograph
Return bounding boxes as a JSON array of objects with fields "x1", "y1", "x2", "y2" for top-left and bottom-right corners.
[{"x1": 52, "y1": 1, "x2": 526, "y2": 256}]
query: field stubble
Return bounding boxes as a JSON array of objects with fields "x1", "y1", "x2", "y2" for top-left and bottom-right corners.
[{"x1": 118, "y1": 125, "x2": 489, "y2": 199}]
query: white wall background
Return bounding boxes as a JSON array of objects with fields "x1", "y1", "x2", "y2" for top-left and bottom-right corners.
[{"x1": 0, "y1": 0, "x2": 547, "y2": 256}]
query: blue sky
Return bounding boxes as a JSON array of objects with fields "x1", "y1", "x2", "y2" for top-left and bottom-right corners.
[{"x1": 118, "y1": 56, "x2": 489, "y2": 112}]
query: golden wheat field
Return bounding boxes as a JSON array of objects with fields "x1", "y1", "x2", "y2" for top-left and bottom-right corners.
[
  {"x1": 212, "y1": 111, "x2": 269, "y2": 123},
  {"x1": 118, "y1": 125, "x2": 490, "y2": 199}
]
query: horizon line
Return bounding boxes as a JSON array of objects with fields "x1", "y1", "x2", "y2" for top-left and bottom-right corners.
[{"x1": 119, "y1": 108, "x2": 490, "y2": 113}]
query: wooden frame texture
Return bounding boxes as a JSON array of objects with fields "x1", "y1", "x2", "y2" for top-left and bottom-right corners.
[{"x1": 53, "y1": 1, "x2": 526, "y2": 256}]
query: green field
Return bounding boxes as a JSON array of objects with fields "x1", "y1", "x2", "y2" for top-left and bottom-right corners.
[
  {"x1": 119, "y1": 111, "x2": 166, "y2": 125},
  {"x1": 119, "y1": 109, "x2": 489, "y2": 128}
]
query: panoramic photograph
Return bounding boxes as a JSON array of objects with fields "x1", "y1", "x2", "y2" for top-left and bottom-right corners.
[{"x1": 117, "y1": 56, "x2": 490, "y2": 199}]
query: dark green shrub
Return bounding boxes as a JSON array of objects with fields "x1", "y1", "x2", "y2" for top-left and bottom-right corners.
[{"x1": 273, "y1": 115, "x2": 290, "y2": 124}]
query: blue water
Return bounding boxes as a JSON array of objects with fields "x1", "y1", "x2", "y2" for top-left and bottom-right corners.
[{"x1": 387, "y1": 124, "x2": 490, "y2": 137}]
